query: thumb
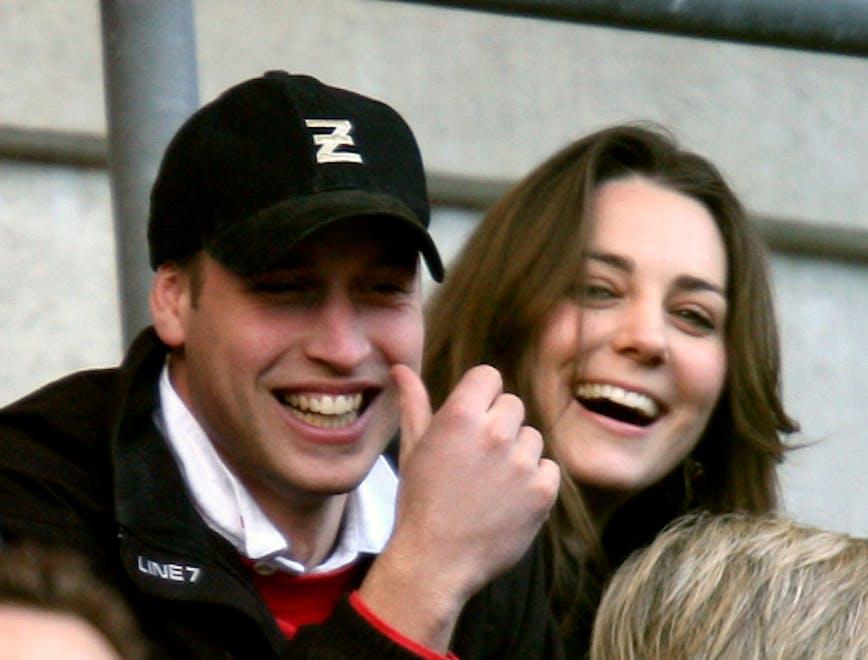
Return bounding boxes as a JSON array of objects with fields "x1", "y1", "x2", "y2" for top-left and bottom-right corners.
[{"x1": 390, "y1": 364, "x2": 433, "y2": 463}]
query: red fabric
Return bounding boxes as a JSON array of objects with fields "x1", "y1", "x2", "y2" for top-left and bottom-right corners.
[
  {"x1": 247, "y1": 561, "x2": 366, "y2": 638},
  {"x1": 246, "y1": 560, "x2": 458, "y2": 659},
  {"x1": 349, "y1": 591, "x2": 459, "y2": 660}
]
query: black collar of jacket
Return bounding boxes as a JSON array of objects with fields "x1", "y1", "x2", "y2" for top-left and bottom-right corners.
[{"x1": 108, "y1": 327, "x2": 288, "y2": 655}]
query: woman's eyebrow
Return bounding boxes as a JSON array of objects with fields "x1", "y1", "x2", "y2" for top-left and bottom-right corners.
[
  {"x1": 587, "y1": 252, "x2": 726, "y2": 298},
  {"x1": 586, "y1": 252, "x2": 632, "y2": 272},
  {"x1": 674, "y1": 275, "x2": 726, "y2": 298}
]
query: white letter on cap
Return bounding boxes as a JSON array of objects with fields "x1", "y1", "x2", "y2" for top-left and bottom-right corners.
[{"x1": 305, "y1": 119, "x2": 364, "y2": 164}]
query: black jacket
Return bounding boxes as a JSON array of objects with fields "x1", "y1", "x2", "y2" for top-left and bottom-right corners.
[{"x1": 0, "y1": 328, "x2": 562, "y2": 659}]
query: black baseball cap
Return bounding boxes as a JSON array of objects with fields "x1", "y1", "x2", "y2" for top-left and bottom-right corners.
[{"x1": 148, "y1": 70, "x2": 444, "y2": 281}]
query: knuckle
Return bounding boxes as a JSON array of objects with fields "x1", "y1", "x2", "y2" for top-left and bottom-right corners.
[
  {"x1": 499, "y1": 392, "x2": 525, "y2": 417},
  {"x1": 515, "y1": 426, "x2": 544, "y2": 463},
  {"x1": 521, "y1": 424, "x2": 542, "y2": 446},
  {"x1": 441, "y1": 392, "x2": 478, "y2": 424},
  {"x1": 473, "y1": 363, "x2": 502, "y2": 388},
  {"x1": 507, "y1": 446, "x2": 537, "y2": 479},
  {"x1": 486, "y1": 422, "x2": 514, "y2": 449},
  {"x1": 540, "y1": 460, "x2": 561, "y2": 500}
]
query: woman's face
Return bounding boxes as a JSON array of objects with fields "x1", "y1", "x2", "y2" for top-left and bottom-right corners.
[{"x1": 532, "y1": 176, "x2": 728, "y2": 504}]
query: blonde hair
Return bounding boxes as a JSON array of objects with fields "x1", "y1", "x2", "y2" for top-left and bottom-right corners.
[{"x1": 591, "y1": 513, "x2": 868, "y2": 660}]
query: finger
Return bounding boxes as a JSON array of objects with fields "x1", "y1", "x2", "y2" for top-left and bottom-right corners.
[
  {"x1": 514, "y1": 424, "x2": 545, "y2": 461},
  {"x1": 537, "y1": 457, "x2": 561, "y2": 505},
  {"x1": 390, "y1": 364, "x2": 433, "y2": 461},
  {"x1": 514, "y1": 429, "x2": 559, "y2": 508},
  {"x1": 484, "y1": 393, "x2": 526, "y2": 446},
  {"x1": 443, "y1": 364, "x2": 505, "y2": 413}
]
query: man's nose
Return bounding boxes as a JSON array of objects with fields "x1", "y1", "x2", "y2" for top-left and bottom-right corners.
[
  {"x1": 304, "y1": 294, "x2": 372, "y2": 371},
  {"x1": 611, "y1": 299, "x2": 668, "y2": 366}
]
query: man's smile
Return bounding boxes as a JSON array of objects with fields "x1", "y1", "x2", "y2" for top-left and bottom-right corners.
[{"x1": 280, "y1": 391, "x2": 367, "y2": 429}]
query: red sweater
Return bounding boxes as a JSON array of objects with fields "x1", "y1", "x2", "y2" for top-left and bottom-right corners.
[{"x1": 248, "y1": 561, "x2": 456, "y2": 660}]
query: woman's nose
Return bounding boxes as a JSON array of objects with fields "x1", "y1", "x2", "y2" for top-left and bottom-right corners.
[{"x1": 611, "y1": 300, "x2": 668, "y2": 366}]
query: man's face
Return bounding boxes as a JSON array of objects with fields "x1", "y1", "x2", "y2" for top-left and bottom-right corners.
[{"x1": 160, "y1": 221, "x2": 424, "y2": 511}]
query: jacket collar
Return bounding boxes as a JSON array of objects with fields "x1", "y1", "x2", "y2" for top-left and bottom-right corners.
[{"x1": 107, "y1": 328, "x2": 286, "y2": 652}]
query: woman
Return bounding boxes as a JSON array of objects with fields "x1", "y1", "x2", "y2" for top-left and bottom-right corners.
[{"x1": 423, "y1": 124, "x2": 798, "y2": 653}]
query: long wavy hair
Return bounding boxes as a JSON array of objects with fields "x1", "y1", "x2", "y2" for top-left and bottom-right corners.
[{"x1": 423, "y1": 124, "x2": 798, "y2": 639}]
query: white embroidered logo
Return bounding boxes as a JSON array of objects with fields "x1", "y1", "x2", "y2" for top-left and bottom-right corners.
[
  {"x1": 137, "y1": 555, "x2": 202, "y2": 583},
  {"x1": 304, "y1": 119, "x2": 364, "y2": 164}
]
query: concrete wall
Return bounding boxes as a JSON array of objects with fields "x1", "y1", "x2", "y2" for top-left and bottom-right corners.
[{"x1": 0, "y1": 0, "x2": 865, "y2": 534}]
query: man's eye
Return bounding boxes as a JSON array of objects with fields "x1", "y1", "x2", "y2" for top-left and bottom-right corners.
[
  {"x1": 358, "y1": 280, "x2": 414, "y2": 301},
  {"x1": 369, "y1": 281, "x2": 409, "y2": 294}
]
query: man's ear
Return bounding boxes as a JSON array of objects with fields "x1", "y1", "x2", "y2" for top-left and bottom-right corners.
[{"x1": 150, "y1": 263, "x2": 191, "y2": 348}]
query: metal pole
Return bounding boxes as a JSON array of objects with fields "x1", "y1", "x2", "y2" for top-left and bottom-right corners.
[
  {"x1": 397, "y1": 0, "x2": 868, "y2": 57},
  {"x1": 100, "y1": 0, "x2": 199, "y2": 346}
]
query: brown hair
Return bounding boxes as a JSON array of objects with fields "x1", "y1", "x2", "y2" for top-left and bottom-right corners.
[
  {"x1": 0, "y1": 543, "x2": 148, "y2": 658},
  {"x1": 423, "y1": 124, "x2": 797, "y2": 637},
  {"x1": 591, "y1": 512, "x2": 868, "y2": 660}
]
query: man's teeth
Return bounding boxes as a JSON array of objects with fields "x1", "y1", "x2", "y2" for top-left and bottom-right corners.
[
  {"x1": 282, "y1": 393, "x2": 363, "y2": 429},
  {"x1": 574, "y1": 383, "x2": 659, "y2": 419},
  {"x1": 284, "y1": 393, "x2": 362, "y2": 415}
]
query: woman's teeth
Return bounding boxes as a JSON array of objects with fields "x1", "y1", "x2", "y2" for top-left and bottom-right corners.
[
  {"x1": 574, "y1": 383, "x2": 659, "y2": 419},
  {"x1": 282, "y1": 392, "x2": 364, "y2": 429}
]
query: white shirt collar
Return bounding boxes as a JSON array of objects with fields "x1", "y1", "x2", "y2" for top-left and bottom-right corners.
[{"x1": 156, "y1": 364, "x2": 397, "y2": 574}]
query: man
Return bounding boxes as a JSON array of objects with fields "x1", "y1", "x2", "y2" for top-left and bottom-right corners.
[{"x1": 0, "y1": 71, "x2": 560, "y2": 657}]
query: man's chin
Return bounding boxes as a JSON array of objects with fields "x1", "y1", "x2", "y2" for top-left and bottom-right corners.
[{"x1": 292, "y1": 459, "x2": 381, "y2": 497}]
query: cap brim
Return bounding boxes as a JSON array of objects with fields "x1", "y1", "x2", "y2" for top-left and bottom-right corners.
[{"x1": 206, "y1": 189, "x2": 444, "y2": 282}]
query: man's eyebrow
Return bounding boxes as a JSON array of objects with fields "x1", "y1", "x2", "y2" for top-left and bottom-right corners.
[
  {"x1": 586, "y1": 251, "x2": 725, "y2": 297},
  {"x1": 370, "y1": 248, "x2": 420, "y2": 270},
  {"x1": 252, "y1": 262, "x2": 310, "y2": 275}
]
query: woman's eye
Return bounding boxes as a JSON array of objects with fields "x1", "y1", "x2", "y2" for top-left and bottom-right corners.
[
  {"x1": 581, "y1": 284, "x2": 617, "y2": 302},
  {"x1": 674, "y1": 308, "x2": 715, "y2": 332}
]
